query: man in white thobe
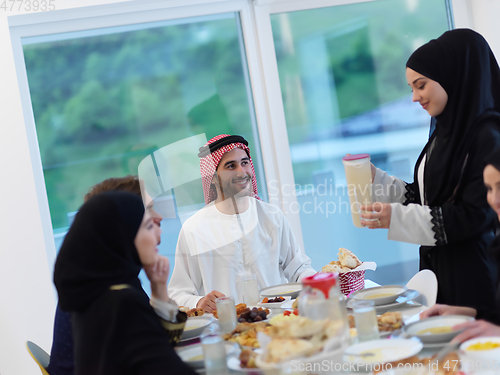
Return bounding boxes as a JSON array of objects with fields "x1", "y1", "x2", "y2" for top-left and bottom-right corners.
[{"x1": 168, "y1": 134, "x2": 316, "y2": 312}]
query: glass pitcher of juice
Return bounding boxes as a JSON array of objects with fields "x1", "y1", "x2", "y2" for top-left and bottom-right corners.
[{"x1": 342, "y1": 153, "x2": 373, "y2": 228}]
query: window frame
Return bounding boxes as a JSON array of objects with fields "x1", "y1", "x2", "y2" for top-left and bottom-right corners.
[{"x1": 9, "y1": 0, "x2": 463, "y2": 271}]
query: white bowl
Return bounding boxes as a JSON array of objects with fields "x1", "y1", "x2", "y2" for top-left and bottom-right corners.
[
  {"x1": 176, "y1": 342, "x2": 236, "y2": 369},
  {"x1": 404, "y1": 315, "x2": 474, "y2": 344},
  {"x1": 350, "y1": 285, "x2": 408, "y2": 306},
  {"x1": 258, "y1": 296, "x2": 292, "y2": 309},
  {"x1": 344, "y1": 339, "x2": 423, "y2": 366},
  {"x1": 460, "y1": 336, "x2": 500, "y2": 361},
  {"x1": 180, "y1": 316, "x2": 213, "y2": 340},
  {"x1": 260, "y1": 283, "x2": 302, "y2": 299}
]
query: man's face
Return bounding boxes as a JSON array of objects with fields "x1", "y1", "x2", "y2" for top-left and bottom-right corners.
[{"x1": 214, "y1": 147, "x2": 253, "y2": 199}]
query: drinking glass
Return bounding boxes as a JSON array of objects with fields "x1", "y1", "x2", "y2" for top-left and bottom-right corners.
[
  {"x1": 240, "y1": 273, "x2": 260, "y2": 305},
  {"x1": 215, "y1": 296, "x2": 237, "y2": 334},
  {"x1": 342, "y1": 153, "x2": 373, "y2": 228},
  {"x1": 352, "y1": 300, "x2": 379, "y2": 342},
  {"x1": 200, "y1": 326, "x2": 229, "y2": 375}
]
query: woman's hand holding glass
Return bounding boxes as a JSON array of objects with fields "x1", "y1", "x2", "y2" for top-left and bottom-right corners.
[{"x1": 360, "y1": 203, "x2": 391, "y2": 229}]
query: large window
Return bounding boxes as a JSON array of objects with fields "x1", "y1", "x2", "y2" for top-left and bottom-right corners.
[
  {"x1": 12, "y1": 0, "x2": 452, "y2": 289},
  {"x1": 270, "y1": 0, "x2": 449, "y2": 284}
]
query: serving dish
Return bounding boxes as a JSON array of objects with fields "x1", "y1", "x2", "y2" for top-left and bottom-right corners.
[
  {"x1": 259, "y1": 283, "x2": 302, "y2": 299},
  {"x1": 257, "y1": 296, "x2": 292, "y2": 309}
]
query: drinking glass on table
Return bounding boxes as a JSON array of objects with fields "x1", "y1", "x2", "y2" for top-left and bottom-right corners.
[
  {"x1": 352, "y1": 300, "x2": 379, "y2": 342},
  {"x1": 240, "y1": 273, "x2": 260, "y2": 305},
  {"x1": 215, "y1": 296, "x2": 237, "y2": 334},
  {"x1": 200, "y1": 326, "x2": 229, "y2": 375}
]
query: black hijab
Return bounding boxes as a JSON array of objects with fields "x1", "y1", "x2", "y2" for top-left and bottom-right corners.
[
  {"x1": 54, "y1": 192, "x2": 145, "y2": 312},
  {"x1": 406, "y1": 29, "x2": 500, "y2": 206},
  {"x1": 485, "y1": 148, "x2": 500, "y2": 258}
]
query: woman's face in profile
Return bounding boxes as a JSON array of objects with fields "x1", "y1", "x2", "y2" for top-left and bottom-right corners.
[
  {"x1": 484, "y1": 164, "x2": 500, "y2": 220},
  {"x1": 134, "y1": 213, "x2": 161, "y2": 266},
  {"x1": 406, "y1": 68, "x2": 448, "y2": 117}
]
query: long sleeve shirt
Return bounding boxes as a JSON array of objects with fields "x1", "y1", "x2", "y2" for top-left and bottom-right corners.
[
  {"x1": 168, "y1": 198, "x2": 317, "y2": 308},
  {"x1": 372, "y1": 155, "x2": 436, "y2": 246}
]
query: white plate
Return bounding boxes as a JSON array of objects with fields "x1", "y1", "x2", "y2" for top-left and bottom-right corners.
[
  {"x1": 257, "y1": 296, "x2": 291, "y2": 309},
  {"x1": 344, "y1": 339, "x2": 423, "y2": 365},
  {"x1": 259, "y1": 283, "x2": 302, "y2": 299},
  {"x1": 180, "y1": 316, "x2": 214, "y2": 340},
  {"x1": 350, "y1": 285, "x2": 408, "y2": 306},
  {"x1": 176, "y1": 342, "x2": 236, "y2": 369},
  {"x1": 347, "y1": 289, "x2": 420, "y2": 314},
  {"x1": 227, "y1": 356, "x2": 264, "y2": 373},
  {"x1": 404, "y1": 315, "x2": 474, "y2": 344}
]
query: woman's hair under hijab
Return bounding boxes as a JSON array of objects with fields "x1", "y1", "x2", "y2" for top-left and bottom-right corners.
[
  {"x1": 485, "y1": 148, "x2": 500, "y2": 173},
  {"x1": 54, "y1": 191, "x2": 145, "y2": 312},
  {"x1": 84, "y1": 175, "x2": 141, "y2": 202}
]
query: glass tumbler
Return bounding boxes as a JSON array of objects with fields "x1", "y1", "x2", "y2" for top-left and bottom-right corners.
[
  {"x1": 240, "y1": 273, "x2": 260, "y2": 305},
  {"x1": 215, "y1": 296, "x2": 237, "y2": 334},
  {"x1": 352, "y1": 300, "x2": 379, "y2": 342},
  {"x1": 200, "y1": 327, "x2": 229, "y2": 375}
]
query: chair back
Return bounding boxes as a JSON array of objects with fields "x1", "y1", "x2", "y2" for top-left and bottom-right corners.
[
  {"x1": 406, "y1": 269, "x2": 438, "y2": 307},
  {"x1": 26, "y1": 341, "x2": 50, "y2": 375}
]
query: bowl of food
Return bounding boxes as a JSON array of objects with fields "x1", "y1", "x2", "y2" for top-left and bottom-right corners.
[
  {"x1": 343, "y1": 338, "x2": 423, "y2": 367},
  {"x1": 460, "y1": 336, "x2": 500, "y2": 361},
  {"x1": 350, "y1": 285, "x2": 408, "y2": 306},
  {"x1": 180, "y1": 316, "x2": 214, "y2": 340},
  {"x1": 404, "y1": 315, "x2": 474, "y2": 344}
]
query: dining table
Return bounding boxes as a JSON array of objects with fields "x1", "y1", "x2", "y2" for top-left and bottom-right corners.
[{"x1": 176, "y1": 279, "x2": 455, "y2": 375}]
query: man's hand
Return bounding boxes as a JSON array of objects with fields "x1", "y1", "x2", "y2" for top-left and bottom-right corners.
[
  {"x1": 144, "y1": 256, "x2": 170, "y2": 301},
  {"x1": 420, "y1": 304, "x2": 477, "y2": 319},
  {"x1": 360, "y1": 203, "x2": 391, "y2": 229},
  {"x1": 197, "y1": 290, "x2": 226, "y2": 313},
  {"x1": 451, "y1": 320, "x2": 500, "y2": 343}
]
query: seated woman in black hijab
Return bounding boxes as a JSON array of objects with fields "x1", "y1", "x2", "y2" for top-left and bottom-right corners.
[
  {"x1": 54, "y1": 191, "x2": 197, "y2": 375},
  {"x1": 361, "y1": 29, "x2": 500, "y2": 312},
  {"x1": 421, "y1": 147, "x2": 500, "y2": 342}
]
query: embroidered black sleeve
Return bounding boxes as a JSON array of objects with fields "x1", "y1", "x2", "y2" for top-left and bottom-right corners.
[
  {"x1": 403, "y1": 182, "x2": 416, "y2": 206},
  {"x1": 430, "y1": 206, "x2": 448, "y2": 246}
]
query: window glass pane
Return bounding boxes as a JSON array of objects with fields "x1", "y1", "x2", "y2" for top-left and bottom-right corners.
[
  {"x1": 271, "y1": 0, "x2": 449, "y2": 284},
  {"x1": 22, "y1": 13, "x2": 266, "y2": 288}
]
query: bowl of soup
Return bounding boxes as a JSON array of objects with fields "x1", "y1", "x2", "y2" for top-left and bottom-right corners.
[
  {"x1": 350, "y1": 285, "x2": 408, "y2": 306},
  {"x1": 460, "y1": 336, "x2": 500, "y2": 361},
  {"x1": 404, "y1": 315, "x2": 475, "y2": 344}
]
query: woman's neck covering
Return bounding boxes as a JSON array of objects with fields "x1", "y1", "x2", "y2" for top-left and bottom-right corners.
[
  {"x1": 407, "y1": 28, "x2": 500, "y2": 206},
  {"x1": 198, "y1": 134, "x2": 260, "y2": 205},
  {"x1": 54, "y1": 192, "x2": 145, "y2": 312}
]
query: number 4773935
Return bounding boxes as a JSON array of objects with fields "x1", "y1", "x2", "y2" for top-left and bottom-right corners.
[{"x1": 1, "y1": 0, "x2": 56, "y2": 12}]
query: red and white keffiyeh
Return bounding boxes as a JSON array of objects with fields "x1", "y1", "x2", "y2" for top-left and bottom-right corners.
[{"x1": 200, "y1": 134, "x2": 260, "y2": 205}]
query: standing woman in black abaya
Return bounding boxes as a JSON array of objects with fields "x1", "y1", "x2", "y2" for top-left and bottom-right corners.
[
  {"x1": 54, "y1": 192, "x2": 197, "y2": 375},
  {"x1": 360, "y1": 29, "x2": 500, "y2": 312}
]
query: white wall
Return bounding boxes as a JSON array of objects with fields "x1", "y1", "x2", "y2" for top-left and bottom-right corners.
[{"x1": 0, "y1": 0, "x2": 499, "y2": 374}]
